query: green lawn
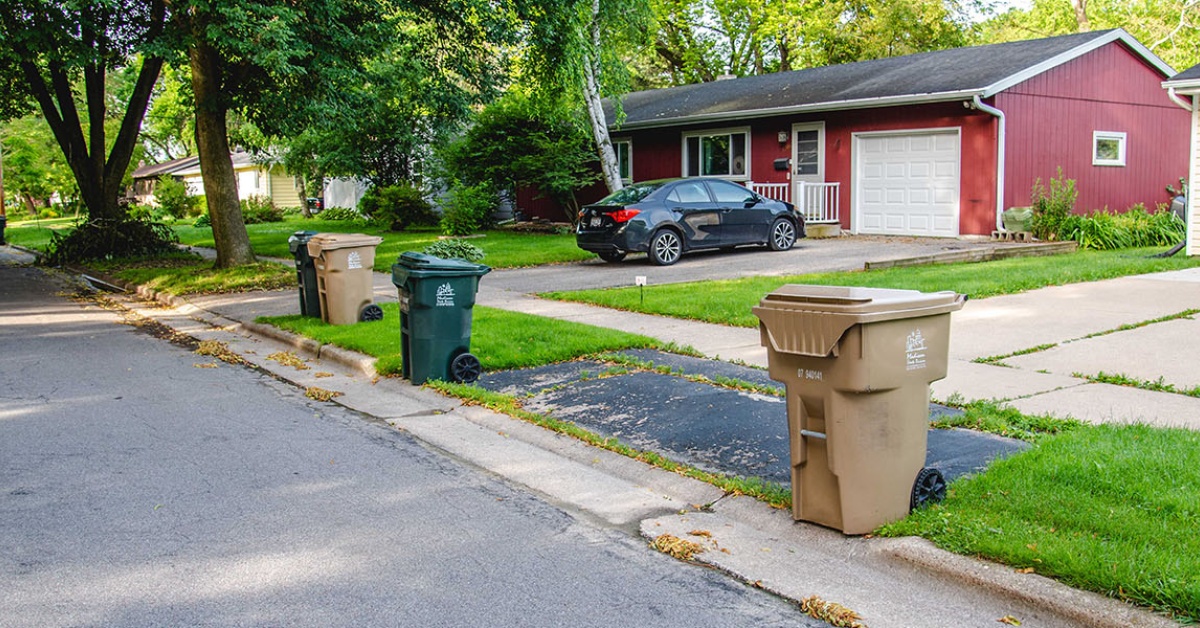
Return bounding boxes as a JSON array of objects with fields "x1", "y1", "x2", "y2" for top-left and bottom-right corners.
[
  {"x1": 90, "y1": 256, "x2": 294, "y2": 294},
  {"x1": 2, "y1": 216, "x2": 81, "y2": 250},
  {"x1": 882, "y1": 423, "x2": 1200, "y2": 623},
  {"x1": 544, "y1": 248, "x2": 1200, "y2": 328},
  {"x1": 261, "y1": 303, "x2": 661, "y2": 376},
  {"x1": 172, "y1": 219, "x2": 592, "y2": 270}
]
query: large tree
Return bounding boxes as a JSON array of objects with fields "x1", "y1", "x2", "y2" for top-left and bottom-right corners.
[
  {"x1": 523, "y1": 0, "x2": 653, "y2": 194},
  {"x1": 979, "y1": 0, "x2": 1200, "y2": 71},
  {"x1": 0, "y1": 0, "x2": 168, "y2": 223},
  {"x1": 646, "y1": 0, "x2": 975, "y2": 84}
]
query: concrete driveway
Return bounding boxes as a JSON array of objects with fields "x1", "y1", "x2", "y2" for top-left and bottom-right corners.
[{"x1": 481, "y1": 235, "x2": 997, "y2": 294}]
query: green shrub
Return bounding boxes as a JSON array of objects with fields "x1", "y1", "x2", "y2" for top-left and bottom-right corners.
[
  {"x1": 193, "y1": 213, "x2": 211, "y2": 228},
  {"x1": 127, "y1": 203, "x2": 161, "y2": 221},
  {"x1": 320, "y1": 207, "x2": 363, "y2": 222},
  {"x1": 440, "y1": 182, "x2": 496, "y2": 236},
  {"x1": 1064, "y1": 204, "x2": 1185, "y2": 250},
  {"x1": 359, "y1": 183, "x2": 436, "y2": 231},
  {"x1": 423, "y1": 238, "x2": 485, "y2": 262},
  {"x1": 240, "y1": 195, "x2": 283, "y2": 224},
  {"x1": 39, "y1": 208, "x2": 60, "y2": 219},
  {"x1": 1030, "y1": 168, "x2": 1077, "y2": 241},
  {"x1": 155, "y1": 175, "x2": 200, "y2": 219}
]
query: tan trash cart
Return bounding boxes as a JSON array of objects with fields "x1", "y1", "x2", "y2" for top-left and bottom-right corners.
[
  {"x1": 753, "y1": 285, "x2": 965, "y2": 535},
  {"x1": 306, "y1": 233, "x2": 385, "y2": 325}
]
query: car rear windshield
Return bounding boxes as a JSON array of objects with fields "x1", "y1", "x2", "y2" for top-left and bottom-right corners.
[{"x1": 595, "y1": 182, "x2": 661, "y2": 206}]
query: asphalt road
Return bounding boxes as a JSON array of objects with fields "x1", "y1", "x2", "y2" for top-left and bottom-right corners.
[{"x1": 0, "y1": 256, "x2": 822, "y2": 627}]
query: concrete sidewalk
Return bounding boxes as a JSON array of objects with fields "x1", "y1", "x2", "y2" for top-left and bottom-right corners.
[
  {"x1": 478, "y1": 269, "x2": 1200, "y2": 430},
  {"x1": 4, "y1": 242, "x2": 1186, "y2": 627}
]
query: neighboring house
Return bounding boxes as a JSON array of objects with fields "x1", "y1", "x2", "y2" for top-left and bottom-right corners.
[
  {"x1": 1161, "y1": 65, "x2": 1200, "y2": 256},
  {"x1": 127, "y1": 155, "x2": 200, "y2": 206},
  {"x1": 128, "y1": 150, "x2": 307, "y2": 209},
  {"x1": 522, "y1": 29, "x2": 1188, "y2": 238}
]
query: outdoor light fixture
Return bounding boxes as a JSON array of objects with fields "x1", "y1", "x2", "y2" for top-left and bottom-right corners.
[{"x1": 778, "y1": 131, "x2": 788, "y2": 144}]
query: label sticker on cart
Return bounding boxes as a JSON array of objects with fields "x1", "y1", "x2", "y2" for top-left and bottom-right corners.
[
  {"x1": 906, "y1": 329, "x2": 927, "y2": 371},
  {"x1": 436, "y1": 283, "x2": 456, "y2": 307},
  {"x1": 347, "y1": 251, "x2": 363, "y2": 270}
]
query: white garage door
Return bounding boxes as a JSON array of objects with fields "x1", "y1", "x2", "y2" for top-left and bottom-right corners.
[{"x1": 854, "y1": 130, "x2": 960, "y2": 236}]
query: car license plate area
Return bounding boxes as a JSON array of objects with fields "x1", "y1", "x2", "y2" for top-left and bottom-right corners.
[{"x1": 589, "y1": 216, "x2": 603, "y2": 228}]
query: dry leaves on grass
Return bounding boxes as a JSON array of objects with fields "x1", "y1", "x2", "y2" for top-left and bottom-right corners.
[
  {"x1": 800, "y1": 596, "x2": 866, "y2": 628},
  {"x1": 267, "y1": 351, "x2": 310, "y2": 370}
]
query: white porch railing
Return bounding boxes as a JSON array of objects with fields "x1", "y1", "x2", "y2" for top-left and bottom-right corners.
[
  {"x1": 750, "y1": 181, "x2": 840, "y2": 224},
  {"x1": 749, "y1": 181, "x2": 790, "y2": 203},
  {"x1": 796, "y1": 181, "x2": 840, "y2": 224}
]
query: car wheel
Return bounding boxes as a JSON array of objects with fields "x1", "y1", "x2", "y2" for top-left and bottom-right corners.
[
  {"x1": 599, "y1": 251, "x2": 626, "y2": 263},
  {"x1": 769, "y1": 218, "x2": 797, "y2": 251},
  {"x1": 649, "y1": 229, "x2": 682, "y2": 266}
]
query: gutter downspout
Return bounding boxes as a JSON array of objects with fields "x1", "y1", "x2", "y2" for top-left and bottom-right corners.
[
  {"x1": 1168, "y1": 86, "x2": 1194, "y2": 112},
  {"x1": 972, "y1": 95, "x2": 1006, "y2": 232}
]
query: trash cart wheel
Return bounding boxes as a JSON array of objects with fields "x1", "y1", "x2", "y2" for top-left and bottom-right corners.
[
  {"x1": 911, "y1": 467, "x2": 947, "y2": 511},
  {"x1": 359, "y1": 304, "x2": 384, "y2": 322},
  {"x1": 449, "y1": 353, "x2": 483, "y2": 384}
]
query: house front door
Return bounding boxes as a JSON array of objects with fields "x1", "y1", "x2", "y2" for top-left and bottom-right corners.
[{"x1": 792, "y1": 122, "x2": 825, "y2": 218}]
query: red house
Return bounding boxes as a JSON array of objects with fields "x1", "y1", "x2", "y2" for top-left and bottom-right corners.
[{"x1": 523, "y1": 29, "x2": 1188, "y2": 237}]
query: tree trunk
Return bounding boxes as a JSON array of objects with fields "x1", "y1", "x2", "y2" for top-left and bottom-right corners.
[
  {"x1": 584, "y1": 0, "x2": 623, "y2": 193},
  {"x1": 1072, "y1": 0, "x2": 1089, "y2": 32},
  {"x1": 189, "y1": 40, "x2": 256, "y2": 268}
]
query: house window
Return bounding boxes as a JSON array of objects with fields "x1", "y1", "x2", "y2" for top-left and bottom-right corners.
[
  {"x1": 684, "y1": 129, "x2": 749, "y2": 179},
  {"x1": 1093, "y1": 131, "x2": 1126, "y2": 167},
  {"x1": 614, "y1": 139, "x2": 632, "y2": 182}
]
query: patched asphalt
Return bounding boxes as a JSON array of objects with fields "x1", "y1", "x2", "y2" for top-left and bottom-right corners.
[{"x1": 479, "y1": 350, "x2": 1029, "y2": 487}]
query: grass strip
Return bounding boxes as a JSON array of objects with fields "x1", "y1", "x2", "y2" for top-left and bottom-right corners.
[
  {"x1": 543, "y1": 249, "x2": 1200, "y2": 328},
  {"x1": 971, "y1": 343, "x2": 1059, "y2": 366},
  {"x1": 90, "y1": 255, "x2": 294, "y2": 295},
  {"x1": 428, "y1": 380, "x2": 792, "y2": 509},
  {"x1": 881, "y1": 422, "x2": 1200, "y2": 623},
  {"x1": 171, "y1": 219, "x2": 593, "y2": 270},
  {"x1": 1073, "y1": 371, "x2": 1200, "y2": 398},
  {"x1": 261, "y1": 303, "x2": 663, "y2": 376},
  {"x1": 1077, "y1": 308, "x2": 1200, "y2": 341},
  {"x1": 931, "y1": 398, "x2": 1083, "y2": 442}
]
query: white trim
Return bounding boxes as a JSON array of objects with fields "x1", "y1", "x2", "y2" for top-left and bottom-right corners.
[
  {"x1": 681, "y1": 126, "x2": 752, "y2": 181},
  {"x1": 613, "y1": 137, "x2": 633, "y2": 183},
  {"x1": 622, "y1": 90, "x2": 983, "y2": 131},
  {"x1": 1092, "y1": 130, "x2": 1127, "y2": 167},
  {"x1": 851, "y1": 127, "x2": 962, "y2": 237},
  {"x1": 971, "y1": 95, "x2": 1007, "y2": 232}
]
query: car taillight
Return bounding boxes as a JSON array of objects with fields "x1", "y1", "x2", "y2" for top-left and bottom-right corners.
[{"x1": 611, "y1": 208, "x2": 641, "y2": 223}]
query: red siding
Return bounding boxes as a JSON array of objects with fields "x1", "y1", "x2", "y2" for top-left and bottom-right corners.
[
  {"x1": 519, "y1": 41, "x2": 1189, "y2": 231},
  {"x1": 998, "y1": 42, "x2": 1189, "y2": 213}
]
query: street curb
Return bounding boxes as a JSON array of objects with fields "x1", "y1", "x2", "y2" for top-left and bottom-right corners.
[
  {"x1": 65, "y1": 264, "x2": 382, "y2": 380},
  {"x1": 876, "y1": 537, "x2": 1178, "y2": 628}
]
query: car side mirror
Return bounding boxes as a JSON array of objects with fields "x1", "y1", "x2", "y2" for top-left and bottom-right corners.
[{"x1": 744, "y1": 196, "x2": 760, "y2": 208}]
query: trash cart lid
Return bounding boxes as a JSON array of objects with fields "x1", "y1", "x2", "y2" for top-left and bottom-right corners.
[
  {"x1": 753, "y1": 285, "x2": 965, "y2": 357},
  {"x1": 392, "y1": 251, "x2": 491, "y2": 282},
  {"x1": 306, "y1": 232, "x2": 384, "y2": 252}
]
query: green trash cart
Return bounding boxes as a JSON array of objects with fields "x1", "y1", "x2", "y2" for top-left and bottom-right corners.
[{"x1": 391, "y1": 252, "x2": 491, "y2": 385}]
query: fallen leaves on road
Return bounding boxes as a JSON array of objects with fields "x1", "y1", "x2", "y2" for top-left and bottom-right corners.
[
  {"x1": 193, "y1": 363, "x2": 218, "y2": 369},
  {"x1": 305, "y1": 387, "x2": 344, "y2": 402},
  {"x1": 650, "y1": 534, "x2": 705, "y2": 561},
  {"x1": 800, "y1": 596, "x2": 866, "y2": 628},
  {"x1": 195, "y1": 340, "x2": 248, "y2": 365},
  {"x1": 267, "y1": 351, "x2": 310, "y2": 370},
  {"x1": 998, "y1": 615, "x2": 1022, "y2": 625}
]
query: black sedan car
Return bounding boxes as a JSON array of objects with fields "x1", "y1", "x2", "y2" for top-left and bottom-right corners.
[{"x1": 576, "y1": 178, "x2": 805, "y2": 265}]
